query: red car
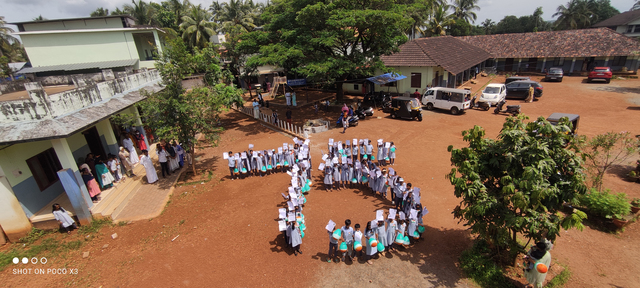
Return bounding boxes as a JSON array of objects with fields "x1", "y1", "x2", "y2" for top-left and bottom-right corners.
[{"x1": 587, "y1": 67, "x2": 612, "y2": 83}]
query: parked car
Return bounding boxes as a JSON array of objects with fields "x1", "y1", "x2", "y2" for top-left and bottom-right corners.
[
  {"x1": 479, "y1": 83, "x2": 506, "y2": 106},
  {"x1": 588, "y1": 67, "x2": 612, "y2": 83},
  {"x1": 505, "y1": 80, "x2": 543, "y2": 99},
  {"x1": 505, "y1": 76, "x2": 530, "y2": 85},
  {"x1": 545, "y1": 67, "x2": 564, "y2": 82},
  {"x1": 422, "y1": 87, "x2": 471, "y2": 115}
]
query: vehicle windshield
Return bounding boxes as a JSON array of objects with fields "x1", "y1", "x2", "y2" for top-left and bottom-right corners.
[
  {"x1": 594, "y1": 68, "x2": 609, "y2": 72},
  {"x1": 483, "y1": 87, "x2": 500, "y2": 93},
  {"x1": 549, "y1": 68, "x2": 562, "y2": 73}
]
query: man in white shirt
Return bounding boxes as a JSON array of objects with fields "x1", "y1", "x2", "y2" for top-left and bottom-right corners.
[{"x1": 156, "y1": 144, "x2": 170, "y2": 178}]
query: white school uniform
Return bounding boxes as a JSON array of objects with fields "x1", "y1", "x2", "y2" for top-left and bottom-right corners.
[
  {"x1": 53, "y1": 209, "x2": 75, "y2": 228},
  {"x1": 123, "y1": 138, "x2": 139, "y2": 164},
  {"x1": 140, "y1": 154, "x2": 158, "y2": 183}
]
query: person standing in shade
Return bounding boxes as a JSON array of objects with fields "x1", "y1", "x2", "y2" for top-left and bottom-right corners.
[
  {"x1": 81, "y1": 168, "x2": 101, "y2": 202},
  {"x1": 140, "y1": 149, "x2": 158, "y2": 184},
  {"x1": 122, "y1": 134, "x2": 139, "y2": 165},
  {"x1": 285, "y1": 90, "x2": 292, "y2": 106},
  {"x1": 292, "y1": 91, "x2": 297, "y2": 106},
  {"x1": 524, "y1": 241, "x2": 552, "y2": 288},
  {"x1": 119, "y1": 147, "x2": 135, "y2": 177},
  {"x1": 413, "y1": 89, "x2": 421, "y2": 99},
  {"x1": 156, "y1": 144, "x2": 171, "y2": 178},
  {"x1": 286, "y1": 108, "x2": 292, "y2": 124}
]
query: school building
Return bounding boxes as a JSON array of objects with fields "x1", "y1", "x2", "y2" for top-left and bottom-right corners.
[{"x1": 0, "y1": 69, "x2": 163, "y2": 242}]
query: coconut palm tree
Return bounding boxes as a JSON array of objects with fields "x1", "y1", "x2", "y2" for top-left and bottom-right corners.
[
  {"x1": 427, "y1": 4, "x2": 455, "y2": 36},
  {"x1": 211, "y1": 0, "x2": 258, "y2": 36},
  {"x1": 90, "y1": 7, "x2": 110, "y2": 17},
  {"x1": 169, "y1": 0, "x2": 191, "y2": 26},
  {"x1": 553, "y1": 0, "x2": 594, "y2": 30},
  {"x1": 124, "y1": 0, "x2": 155, "y2": 25},
  {"x1": 451, "y1": 0, "x2": 480, "y2": 24},
  {"x1": 632, "y1": 1, "x2": 640, "y2": 11},
  {"x1": 179, "y1": 4, "x2": 216, "y2": 50},
  {"x1": 0, "y1": 16, "x2": 17, "y2": 58}
]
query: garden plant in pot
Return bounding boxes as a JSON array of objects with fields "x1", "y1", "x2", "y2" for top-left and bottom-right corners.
[
  {"x1": 631, "y1": 198, "x2": 640, "y2": 214},
  {"x1": 577, "y1": 189, "x2": 632, "y2": 229}
]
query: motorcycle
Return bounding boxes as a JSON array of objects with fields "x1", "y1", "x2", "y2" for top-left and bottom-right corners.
[
  {"x1": 354, "y1": 102, "x2": 374, "y2": 120},
  {"x1": 470, "y1": 95, "x2": 491, "y2": 111},
  {"x1": 337, "y1": 113, "x2": 359, "y2": 127},
  {"x1": 494, "y1": 100, "x2": 521, "y2": 116}
]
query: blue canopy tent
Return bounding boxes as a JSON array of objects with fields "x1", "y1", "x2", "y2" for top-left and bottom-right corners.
[{"x1": 367, "y1": 73, "x2": 406, "y2": 93}]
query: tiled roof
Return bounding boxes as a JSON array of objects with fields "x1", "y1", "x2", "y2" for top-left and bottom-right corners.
[
  {"x1": 458, "y1": 28, "x2": 640, "y2": 58},
  {"x1": 592, "y1": 10, "x2": 640, "y2": 27},
  {"x1": 381, "y1": 36, "x2": 491, "y2": 75}
]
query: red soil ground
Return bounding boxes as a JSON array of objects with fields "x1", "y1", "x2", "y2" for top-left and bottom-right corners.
[{"x1": 2, "y1": 75, "x2": 640, "y2": 287}]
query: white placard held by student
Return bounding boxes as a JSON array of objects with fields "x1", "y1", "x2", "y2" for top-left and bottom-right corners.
[
  {"x1": 241, "y1": 152, "x2": 247, "y2": 159},
  {"x1": 223, "y1": 152, "x2": 229, "y2": 159},
  {"x1": 278, "y1": 220, "x2": 287, "y2": 231},
  {"x1": 385, "y1": 142, "x2": 391, "y2": 148},
  {"x1": 278, "y1": 147, "x2": 283, "y2": 154},
  {"x1": 326, "y1": 220, "x2": 336, "y2": 232}
]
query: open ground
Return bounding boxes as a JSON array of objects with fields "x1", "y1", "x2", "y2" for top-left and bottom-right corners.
[{"x1": 1, "y1": 75, "x2": 640, "y2": 287}]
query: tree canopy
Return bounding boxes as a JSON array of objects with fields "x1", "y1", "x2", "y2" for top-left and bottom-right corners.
[
  {"x1": 137, "y1": 39, "x2": 244, "y2": 174},
  {"x1": 241, "y1": 0, "x2": 412, "y2": 99},
  {"x1": 447, "y1": 115, "x2": 588, "y2": 261}
]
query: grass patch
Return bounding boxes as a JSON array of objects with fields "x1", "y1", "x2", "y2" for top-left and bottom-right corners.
[
  {"x1": 19, "y1": 227, "x2": 50, "y2": 245},
  {"x1": 117, "y1": 221, "x2": 128, "y2": 227},
  {"x1": 0, "y1": 238, "x2": 84, "y2": 271},
  {"x1": 78, "y1": 217, "x2": 113, "y2": 235},
  {"x1": 546, "y1": 265, "x2": 571, "y2": 288},
  {"x1": 459, "y1": 240, "x2": 513, "y2": 288}
]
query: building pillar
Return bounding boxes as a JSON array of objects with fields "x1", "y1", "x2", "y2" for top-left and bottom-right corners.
[
  {"x1": 51, "y1": 138, "x2": 93, "y2": 213},
  {"x1": 517, "y1": 59, "x2": 522, "y2": 73},
  {"x1": 95, "y1": 119, "x2": 119, "y2": 156},
  {"x1": 569, "y1": 58, "x2": 577, "y2": 73},
  {"x1": 0, "y1": 166, "x2": 32, "y2": 242},
  {"x1": 541, "y1": 58, "x2": 546, "y2": 72},
  {"x1": 129, "y1": 106, "x2": 151, "y2": 148},
  {"x1": 153, "y1": 30, "x2": 163, "y2": 56},
  {"x1": 604, "y1": 57, "x2": 609, "y2": 67}
]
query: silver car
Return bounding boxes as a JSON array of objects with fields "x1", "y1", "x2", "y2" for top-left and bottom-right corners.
[
  {"x1": 545, "y1": 67, "x2": 564, "y2": 82},
  {"x1": 479, "y1": 83, "x2": 506, "y2": 106}
]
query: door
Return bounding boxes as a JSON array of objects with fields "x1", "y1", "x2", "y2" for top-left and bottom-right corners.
[
  {"x1": 82, "y1": 126, "x2": 107, "y2": 161},
  {"x1": 505, "y1": 58, "x2": 514, "y2": 71},
  {"x1": 527, "y1": 58, "x2": 537, "y2": 72}
]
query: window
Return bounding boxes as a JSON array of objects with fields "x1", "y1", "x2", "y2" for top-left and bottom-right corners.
[
  {"x1": 612, "y1": 56, "x2": 627, "y2": 66},
  {"x1": 410, "y1": 73, "x2": 421, "y2": 88},
  {"x1": 26, "y1": 148, "x2": 62, "y2": 191},
  {"x1": 553, "y1": 57, "x2": 564, "y2": 66},
  {"x1": 627, "y1": 25, "x2": 634, "y2": 33},
  {"x1": 353, "y1": 84, "x2": 359, "y2": 90}
]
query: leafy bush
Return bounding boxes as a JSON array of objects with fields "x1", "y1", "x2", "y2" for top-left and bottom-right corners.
[
  {"x1": 78, "y1": 217, "x2": 113, "y2": 235},
  {"x1": 459, "y1": 240, "x2": 513, "y2": 288},
  {"x1": 578, "y1": 189, "x2": 631, "y2": 220}
]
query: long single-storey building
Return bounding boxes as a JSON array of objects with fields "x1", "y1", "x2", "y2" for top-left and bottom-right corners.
[{"x1": 458, "y1": 28, "x2": 640, "y2": 74}]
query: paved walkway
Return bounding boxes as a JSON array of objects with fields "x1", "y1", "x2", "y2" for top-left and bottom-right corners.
[{"x1": 111, "y1": 143, "x2": 183, "y2": 222}]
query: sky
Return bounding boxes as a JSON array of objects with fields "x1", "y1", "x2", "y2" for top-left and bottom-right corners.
[{"x1": 0, "y1": 0, "x2": 634, "y2": 28}]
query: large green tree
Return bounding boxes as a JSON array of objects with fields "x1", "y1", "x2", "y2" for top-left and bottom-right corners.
[
  {"x1": 243, "y1": 0, "x2": 412, "y2": 100},
  {"x1": 0, "y1": 16, "x2": 17, "y2": 58},
  {"x1": 124, "y1": 0, "x2": 156, "y2": 25},
  {"x1": 138, "y1": 39, "x2": 243, "y2": 175},
  {"x1": 179, "y1": 4, "x2": 216, "y2": 50},
  {"x1": 447, "y1": 115, "x2": 588, "y2": 263}
]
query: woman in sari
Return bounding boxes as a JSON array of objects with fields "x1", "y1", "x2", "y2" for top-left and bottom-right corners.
[
  {"x1": 81, "y1": 168, "x2": 102, "y2": 202},
  {"x1": 94, "y1": 158, "x2": 115, "y2": 189}
]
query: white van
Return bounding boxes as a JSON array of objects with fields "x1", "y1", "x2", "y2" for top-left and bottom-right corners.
[{"x1": 421, "y1": 87, "x2": 471, "y2": 115}]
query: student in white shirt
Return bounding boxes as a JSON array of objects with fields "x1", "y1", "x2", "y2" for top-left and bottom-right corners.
[
  {"x1": 52, "y1": 203, "x2": 77, "y2": 234},
  {"x1": 156, "y1": 144, "x2": 170, "y2": 178}
]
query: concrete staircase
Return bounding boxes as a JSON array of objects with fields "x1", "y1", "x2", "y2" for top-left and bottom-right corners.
[{"x1": 91, "y1": 163, "x2": 146, "y2": 220}]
